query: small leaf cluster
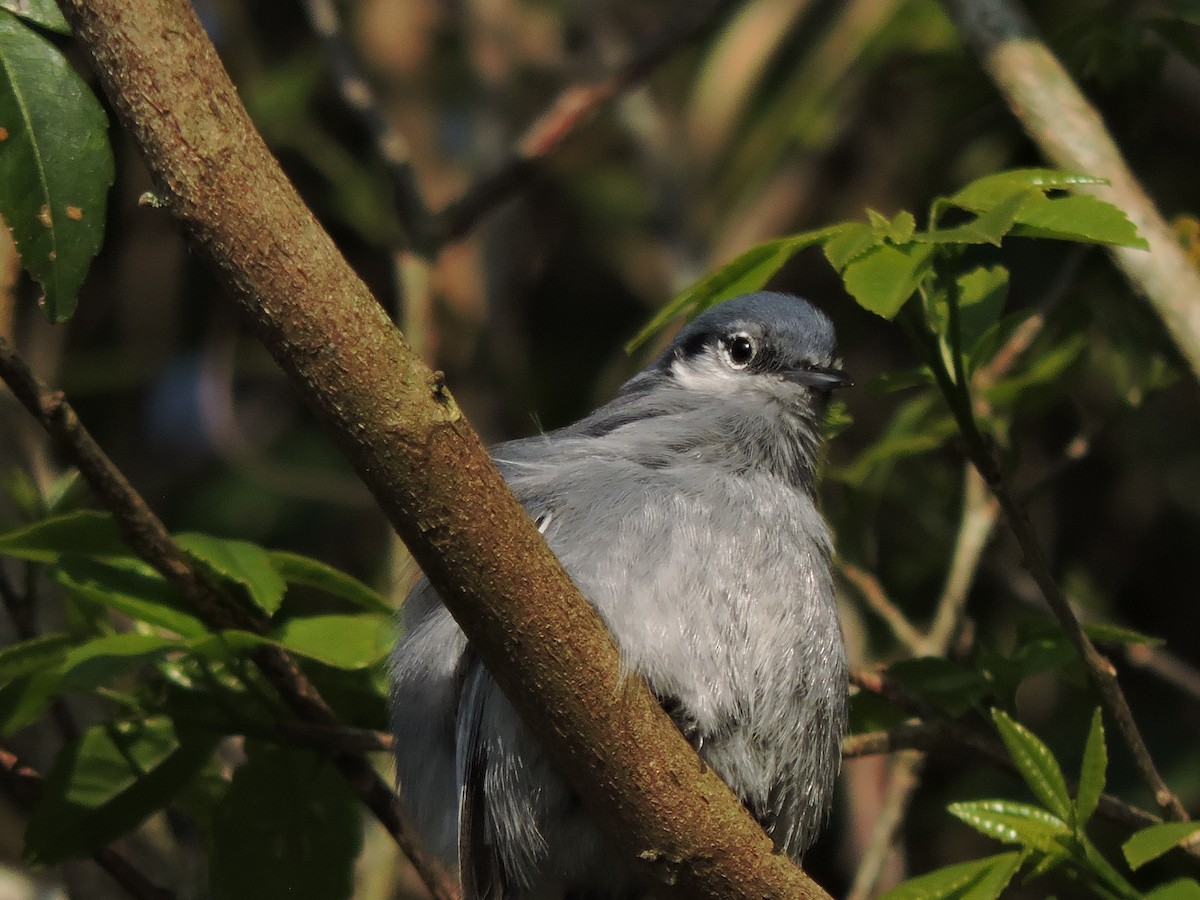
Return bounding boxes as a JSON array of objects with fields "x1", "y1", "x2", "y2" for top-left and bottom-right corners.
[
  {"x1": 0, "y1": 475, "x2": 394, "y2": 898},
  {"x1": 880, "y1": 710, "x2": 1200, "y2": 899}
]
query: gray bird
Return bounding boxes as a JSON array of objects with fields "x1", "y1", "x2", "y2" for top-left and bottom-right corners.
[{"x1": 391, "y1": 291, "x2": 850, "y2": 899}]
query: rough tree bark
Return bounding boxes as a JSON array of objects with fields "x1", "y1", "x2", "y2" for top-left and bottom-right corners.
[{"x1": 53, "y1": 1, "x2": 834, "y2": 897}]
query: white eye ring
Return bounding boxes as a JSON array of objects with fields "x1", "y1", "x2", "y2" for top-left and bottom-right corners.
[{"x1": 724, "y1": 333, "x2": 756, "y2": 368}]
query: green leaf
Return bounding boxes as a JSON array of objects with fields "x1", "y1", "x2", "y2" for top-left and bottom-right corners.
[
  {"x1": 268, "y1": 551, "x2": 391, "y2": 613},
  {"x1": 1010, "y1": 194, "x2": 1147, "y2": 248},
  {"x1": 210, "y1": 743, "x2": 361, "y2": 900},
  {"x1": 178, "y1": 533, "x2": 287, "y2": 615},
  {"x1": 1123, "y1": 822, "x2": 1200, "y2": 870},
  {"x1": 842, "y1": 243, "x2": 934, "y2": 319},
  {"x1": 823, "y1": 222, "x2": 879, "y2": 269},
  {"x1": 0, "y1": 669, "x2": 63, "y2": 734},
  {"x1": 58, "y1": 632, "x2": 184, "y2": 691},
  {"x1": 991, "y1": 709, "x2": 1073, "y2": 822},
  {"x1": 1145, "y1": 879, "x2": 1200, "y2": 900},
  {"x1": 53, "y1": 556, "x2": 209, "y2": 638},
  {"x1": 949, "y1": 799, "x2": 1071, "y2": 852},
  {"x1": 920, "y1": 190, "x2": 1032, "y2": 246},
  {"x1": 1075, "y1": 709, "x2": 1106, "y2": 827},
  {"x1": 0, "y1": 9, "x2": 113, "y2": 321},
  {"x1": 0, "y1": 1, "x2": 68, "y2": 34},
  {"x1": 948, "y1": 169, "x2": 1107, "y2": 211},
  {"x1": 0, "y1": 632, "x2": 73, "y2": 681},
  {"x1": 982, "y1": 335, "x2": 1087, "y2": 407},
  {"x1": 878, "y1": 852, "x2": 1022, "y2": 900},
  {"x1": 1082, "y1": 621, "x2": 1164, "y2": 646},
  {"x1": 625, "y1": 225, "x2": 849, "y2": 351},
  {"x1": 24, "y1": 717, "x2": 217, "y2": 865},
  {"x1": 270, "y1": 614, "x2": 393, "y2": 670},
  {"x1": 0, "y1": 510, "x2": 129, "y2": 563},
  {"x1": 956, "y1": 265, "x2": 1009, "y2": 356}
]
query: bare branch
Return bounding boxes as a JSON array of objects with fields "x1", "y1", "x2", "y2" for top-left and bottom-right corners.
[
  {"x1": 433, "y1": 0, "x2": 737, "y2": 246},
  {"x1": 839, "y1": 562, "x2": 926, "y2": 655}
]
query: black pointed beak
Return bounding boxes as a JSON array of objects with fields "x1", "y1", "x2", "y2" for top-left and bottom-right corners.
[{"x1": 784, "y1": 365, "x2": 853, "y2": 389}]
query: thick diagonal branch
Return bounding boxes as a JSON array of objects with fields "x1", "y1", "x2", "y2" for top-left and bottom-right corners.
[{"x1": 53, "y1": 1, "x2": 831, "y2": 896}]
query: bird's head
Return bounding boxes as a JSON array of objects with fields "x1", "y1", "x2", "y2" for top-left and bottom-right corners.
[{"x1": 654, "y1": 292, "x2": 850, "y2": 422}]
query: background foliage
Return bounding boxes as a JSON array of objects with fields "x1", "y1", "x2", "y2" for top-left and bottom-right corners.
[{"x1": 2, "y1": 0, "x2": 1200, "y2": 897}]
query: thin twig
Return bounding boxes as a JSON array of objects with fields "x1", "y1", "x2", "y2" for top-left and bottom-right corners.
[
  {"x1": 0, "y1": 335, "x2": 460, "y2": 900},
  {"x1": 297, "y1": 0, "x2": 434, "y2": 255},
  {"x1": 845, "y1": 464, "x2": 999, "y2": 900},
  {"x1": 0, "y1": 746, "x2": 177, "y2": 900},
  {"x1": 844, "y1": 672, "x2": 1180, "y2": 844},
  {"x1": 433, "y1": 0, "x2": 736, "y2": 246},
  {"x1": 910, "y1": 295, "x2": 1188, "y2": 822},
  {"x1": 839, "y1": 562, "x2": 926, "y2": 655}
]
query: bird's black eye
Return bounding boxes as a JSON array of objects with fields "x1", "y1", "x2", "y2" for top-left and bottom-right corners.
[{"x1": 725, "y1": 333, "x2": 756, "y2": 368}]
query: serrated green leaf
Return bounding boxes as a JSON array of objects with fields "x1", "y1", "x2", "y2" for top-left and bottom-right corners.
[
  {"x1": 1075, "y1": 709, "x2": 1106, "y2": 827},
  {"x1": 890, "y1": 210, "x2": 916, "y2": 242},
  {"x1": 920, "y1": 190, "x2": 1032, "y2": 246},
  {"x1": 0, "y1": 1, "x2": 68, "y2": 34},
  {"x1": 268, "y1": 551, "x2": 391, "y2": 613},
  {"x1": 950, "y1": 799, "x2": 1071, "y2": 851},
  {"x1": 949, "y1": 169, "x2": 1107, "y2": 211},
  {"x1": 24, "y1": 717, "x2": 217, "y2": 865},
  {"x1": 824, "y1": 222, "x2": 879, "y2": 269},
  {"x1": 878, "y1": 852, "x2": 1022, "y2": 900},
  {"x1": 0, "y1": 632, "x2": 73, "y2": 681},
  {"x1": 842, "y1": 243, "x2": 934, "y2": 319},
  {"x1": 1010, "y1": 194, "x2": 1147, "y2": 248},
  {"x1": 991, "y1": 709, "x2": 1073, "y2": 822},
  {"x1": 0, "y1": 9, "x2": 113, "y2": 321},
  {"x1": 1123, "y1": 821, "x2": 1200, "y2": 870},
  {"x1": 178, "y1": 533, "x2": 286, "y2": 615},
  {"x1": 0, "y1": 510, "x2": 129, "y2": 563},
  {"x1": 1145, "y1": 879, "x2": 1200, "y2": 900},
  {"x1": 53, "y1": 556, "x2": 209, "y2": 638},
  {"x1": 625, "y1": 225, "x2": 849, "y2": 351},
  {"x1": 271, "y1": 614, "x2": 392, "y2": 670},
  {"x1": 210, "y1": 743, "x2": 361, "y2": 900}
]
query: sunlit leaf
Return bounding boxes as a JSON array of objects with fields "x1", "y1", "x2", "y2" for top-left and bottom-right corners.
[
  {"x1": 268, "y1": 551, "x2": 391, "y2": 613},
  {"x1": 948, "y1": 169, "x2": 1107, "y2": 211},
  {"x1": 1075, "y1": 709, "x2": 1106, "y2": 827},
  {"x1": 991, "y1": 709, "x2": 1073, "y2": 822},
  {"x1": 53, "y1": 556, "x2": 209, "y2": 638},
  {"x1": 625, "y1": 225, "x2": 849, "y2": 351},
  {"x1": 0, "y1": 1, "x2": 68, "y2": 33},
  {"x1": 878, "y1": 851, "x2": 1022, "y2": 900},
  {"x1": 178, "y1": 533, "x2": 286, "y2": 615},
  {"x1": 1145, "y1": 879, "x2": 1200, "y2": 900},
  {"x1": 1123, "y1": 821, "x2": 1200, "y2": 870},
  {"x1": 270, "y1": 614, "x2": 392, "y2": 670},
  {"x1": 950, "y1": 799, "x2": 1071, "y2": 852},
  {"x1": 1010, "y1": 194, "x2": 1146, "y2": 248},
  {"x1": 842, "y1": 243, "x2": 934, "y2": 319}
]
